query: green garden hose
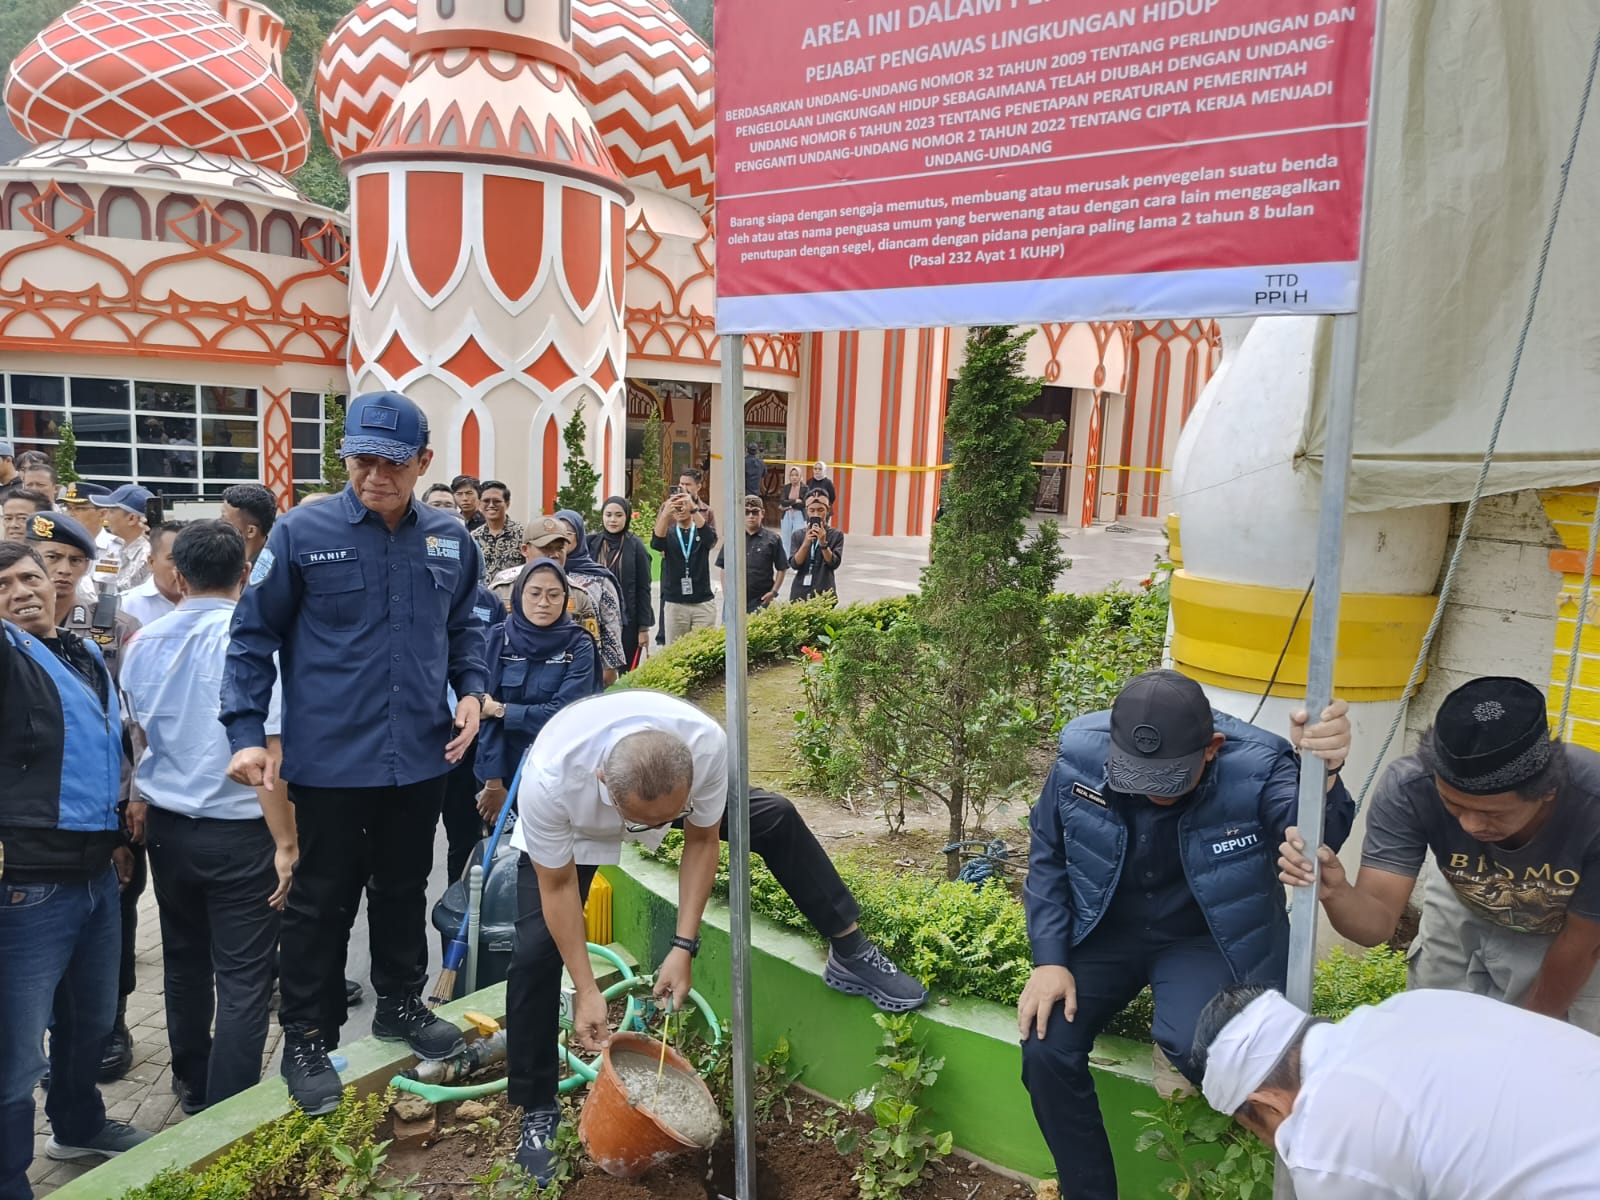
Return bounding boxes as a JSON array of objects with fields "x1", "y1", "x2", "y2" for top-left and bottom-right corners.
[{"x1": 390, "y1": 944, "x2": 719, "y2": 1104}]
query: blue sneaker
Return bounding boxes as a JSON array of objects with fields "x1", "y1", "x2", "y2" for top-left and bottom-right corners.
[{"x1": 515, "y1": 1105, "x2": 562, "y2": 1186}]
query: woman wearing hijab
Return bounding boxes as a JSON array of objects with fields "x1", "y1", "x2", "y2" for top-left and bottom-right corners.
[
  {"x1": 475, "y1": 559, "x2": 598, "y2": 820},
  {"x1": 553, "y1": 509, "x2": 626, "y2": 685},
  {"x1": 780, "y1": 467, "x2": 807, "y2": 551},
  {"x1": 807, "y1": 460, "x2": 837, "y2": 508},
  {"x1": 587, "y1": 496, "x2": 654, "y2": 672}
]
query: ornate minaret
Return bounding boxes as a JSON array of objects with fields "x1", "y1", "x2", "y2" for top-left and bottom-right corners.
[{"x1": 321, "y1": 0, "x2": 631, "y2": 508}]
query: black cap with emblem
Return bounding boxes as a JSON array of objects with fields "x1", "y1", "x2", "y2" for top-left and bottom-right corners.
[
  {"x1": 1107, "y1": 668, "x2": 1215, "y2": 798},
  {"x1": 1430, "y1": 676, "x2": 1552, "y2": 795}
]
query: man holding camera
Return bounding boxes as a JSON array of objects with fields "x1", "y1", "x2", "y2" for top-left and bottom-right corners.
[
  {"x1": 788, "y1": 491, "x2": 843, "y2": 602},
  {"x1": 652, "y1": 485, "x2": 716, "y2": 643}
]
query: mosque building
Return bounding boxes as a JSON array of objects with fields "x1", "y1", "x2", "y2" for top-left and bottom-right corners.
[{"x1": 0, "y1": 0, "x2": 1216, "y2": 535}]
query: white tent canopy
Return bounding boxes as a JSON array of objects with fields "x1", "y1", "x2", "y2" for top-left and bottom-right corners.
[{"x1": 1302, "y1": 1, "x2": 1600, "y2": 513}]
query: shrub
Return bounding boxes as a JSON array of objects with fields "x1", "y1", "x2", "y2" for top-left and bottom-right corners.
[
  {"x1": 54, "y1": 421, "x2": 80, "y2": 486},
  {"x1": 117, "y1": 1087, "x2": 390, "y2": 1199},
  {"x1": 638, "y1": 838, "x2": 1408, "y2": 1035},
  {"x1": 320, "y1": 391, "x2": 347, "y2": 490},
  {"x1": 635, "y1": 404, "x2": 667, "y2": 509},
  {"x1": 615, "y1": 594, "x2": 911, "y2": 697},
  {"x1": 1038, "y1": 577, "x2": 1170, "y2": 732}
]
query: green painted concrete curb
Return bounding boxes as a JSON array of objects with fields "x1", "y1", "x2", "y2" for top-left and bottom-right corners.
[
  {"x1": 603, "y1": 847, "x2": 1172, "y2": 1195},
  {"x1": 58, "y1": 946, "x2": 635, "y2": 1199}
]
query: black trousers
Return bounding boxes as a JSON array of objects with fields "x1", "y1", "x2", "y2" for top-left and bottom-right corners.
[
  {"x1": 441, "y1": 753, "x2": 486, "y2": 886},
  {"x1": 505, "y1": 788, "x2": 859, "y2": 1109},
  {"x1": 145, "y1": 807, "x2": 279, "y2": 1104},
  {"x1": 278, "y1": 778, "x2": 445, "y2": 1039},
  {"x1": 1019, "y1": 932, "x2": 1236, "y2": 1199},
  {"x1": 618, "y1": 624, "x2": 643, "y2": 675},
  {"x1": 117, "y1": 842, "x2": 148, "y2": 1005}
]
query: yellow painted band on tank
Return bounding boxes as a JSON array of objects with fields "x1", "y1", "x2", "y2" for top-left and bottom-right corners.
[
  {"x1": 1166, "y1": 513, "x2": 1183, "y2": 568},
  {"x1": 1169, "y1": 571, "x2": 1438, "y2": 701}
]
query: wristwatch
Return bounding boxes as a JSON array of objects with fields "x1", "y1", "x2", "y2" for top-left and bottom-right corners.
[
  {"x1": 470, "y1": 692, "x2": 490, "y2": 716},
  {"x1": 671, "y1": 934, "x2": 701, "y2": 958}
]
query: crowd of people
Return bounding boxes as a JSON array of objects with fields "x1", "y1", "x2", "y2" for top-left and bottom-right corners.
[
  {"x1": 0, "y1": 404, "x2": 904, "y2": 1198},
  {"x1": 5, "y1": 403, "x2": 1598, "y2": 1200}
]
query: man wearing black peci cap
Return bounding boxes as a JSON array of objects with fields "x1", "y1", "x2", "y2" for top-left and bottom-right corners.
[
  {"x1": 1281, "y1": 675, "x2": 1600, "y2": 1032},
  {"x1": 1020, "y1": 669, "x2": 1354, "y2": 1200}
]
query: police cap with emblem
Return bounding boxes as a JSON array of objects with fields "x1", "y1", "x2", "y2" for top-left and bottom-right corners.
[
  {"x1": 24, "y1": 510, "x2": 98, "y2": 559},
  {"x1": 1107, "y1": 668, "x2": 1215, "y2": 798},
  {"x1": 1429, "y1": 676, "x2": 1552, "y2": 795},
  {"x1": 61, "y1": 481, "x2": 111, "y2": 505},
  {"x1": 340, "y1": 391, "x2": 430, "y2": 464}
]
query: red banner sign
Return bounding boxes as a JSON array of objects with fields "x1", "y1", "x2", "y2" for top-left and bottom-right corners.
[{"x1": 714, "y1": 0, "x2": 1378, "y2": 333}]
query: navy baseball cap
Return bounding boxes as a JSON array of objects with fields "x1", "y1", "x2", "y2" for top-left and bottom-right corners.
[
  {"x1": 1107, "y1": 669, "x2": 1215, "y2": 797},
  {"x1": 340, "y1": 392, "x2": 429, "y2": 464},
  {"x1": 25, "y1": 511, "x2": 97, "y2": 558},
  {"x1": 90, "y1": 483, "x2": 153, "y2": 515}
]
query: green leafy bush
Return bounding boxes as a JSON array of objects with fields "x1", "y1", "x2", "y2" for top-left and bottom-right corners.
[
  {"x1": 118, "y1": 1087, "x2": 390, "y2": 1199},
  {"x1": 1134, "y1": 1093, "x2": 1275, "y2": 1200},
  {"x1": 1039, "y1": 578, "x2": 1170, "y2": 733},
  {"x1": 615, "y1": 595, "x2": 911, "y2": 696},
  {"x1": 639, "y1": 838, "x2": 1407, "y2": 1034},
  {"x1": 1311, "y1": 944, "x2": 1408, "y2": 1021},
  {"x1": 835, "y1": 1014, "x2": 953, "y2": 1200}
]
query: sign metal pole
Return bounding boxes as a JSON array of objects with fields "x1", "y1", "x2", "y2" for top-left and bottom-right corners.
[
  {"x1": 719, "y1": 333, "x2": 757, "y2": 1200},
  {"x1": 1275, "y1": 5, "x2": 1386, "y2": 1197}
]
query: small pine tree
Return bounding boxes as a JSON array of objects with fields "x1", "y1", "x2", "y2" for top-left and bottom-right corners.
[
  {"x1": 824, "y1": 326, "x2": 1067, "y2": 872},
  {"x1": 321, "y1": 391, "x2": 348, "y2": 490},
  {"x1": 554, "y1": 408, "x2": 603, "y2": 527},
  {"x1": 54, "y1": 421, "x2": 81, "y2": 485},
  {"x1": 635, "y1": 404, "x2": 667, "y2": 508}
]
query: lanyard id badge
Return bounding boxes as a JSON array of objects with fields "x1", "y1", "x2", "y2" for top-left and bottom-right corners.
[{"x1": 675, "y1": 522, "x2": 698, "y2": 596}]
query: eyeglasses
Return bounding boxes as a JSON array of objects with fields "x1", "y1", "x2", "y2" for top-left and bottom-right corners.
[
  {"x1": 622, "y1": 800, "x2": 694, "y2": 834},
  {"x1": 481, "y1": 496, "x2": 506, "y2": 507}
]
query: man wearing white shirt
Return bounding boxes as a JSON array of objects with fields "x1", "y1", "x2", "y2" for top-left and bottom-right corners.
[
  {"x1": 120, "y1": 520, "x2": 296, "y2": 1115},
  {"x1": 119, "y1": 522, "x2": 183, "y2": 628},
  {"x1": 504, "y1": 689, "x2": 925, "y2": 1185},
  {"x1": 1193, "y1": 985, "x2": 1600, "y2": 1200}
]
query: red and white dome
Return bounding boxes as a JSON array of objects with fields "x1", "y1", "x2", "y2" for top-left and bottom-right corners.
[
  {"x1": 313, "y1": 0, "x2": 416, "y2": 161},
  {"x1": 4, "y1": 0, "x2": 309, "y2": 175},
  {"x1": 572, "y1": 0, "x2": 715, "y2": 211}
]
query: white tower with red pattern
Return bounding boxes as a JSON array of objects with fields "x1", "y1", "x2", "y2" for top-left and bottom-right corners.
[{"x1": 321, "y1": 0, "x2": 631, "y2": 510}]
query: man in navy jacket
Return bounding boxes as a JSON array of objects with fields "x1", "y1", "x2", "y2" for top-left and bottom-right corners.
[{"x1": 1019, "y1": 670, "x2": 1354, "y2": 1199}]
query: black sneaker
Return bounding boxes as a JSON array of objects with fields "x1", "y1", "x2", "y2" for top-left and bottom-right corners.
[
  {"x1": 280, "y1": 1026, "x2": 342, "y2": 1116},
  {"x1": 45, "y1": 1121, "x2": 151, "y2": 1161},
  {"x1": 372, "y1": 994, "x2": 466, "y2": 1061},
  {"x1": 170, "y1": 1076, "x2": 206, "y2": 1117},
  {"x1": 824, "y1": 943, "x2": 929, "y2": 1012},
  {"x1": 515, "y1": 1105, "x2": 562, "y2": 1186},
  {"x1": 98, "y1": 1021, "x2": 133, "y2": 1083},
  {"x1": 344, "y1": 978, "x2": 364, "y2": 1008}
]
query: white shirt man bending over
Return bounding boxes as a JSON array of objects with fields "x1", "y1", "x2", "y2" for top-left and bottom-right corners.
[
  {"x1": 504, "y1": 690, "x2": 724, "y2": 1183},
  {"x1": 1193, "y1": 985, "x2": 1600, "y2": 1200}
]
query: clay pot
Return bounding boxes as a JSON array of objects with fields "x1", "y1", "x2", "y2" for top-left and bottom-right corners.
[{"x1": 579, "y1": 1032, "x2": 714, "y2": 1178}]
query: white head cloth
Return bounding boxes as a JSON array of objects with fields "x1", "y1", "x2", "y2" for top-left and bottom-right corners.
[{"x1": 1201, "y1": 991, "x2": 1312, "y2": 1115}]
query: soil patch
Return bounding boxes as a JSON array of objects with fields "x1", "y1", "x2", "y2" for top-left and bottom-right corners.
[{"x1": 382, "y1": 1090, "x2": 1032, "y2": 1200}]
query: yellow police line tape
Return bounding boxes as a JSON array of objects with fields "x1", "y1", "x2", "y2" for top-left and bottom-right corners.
[{"x1": 709, "y1": 455, "x2": 1169, "y2": 474}]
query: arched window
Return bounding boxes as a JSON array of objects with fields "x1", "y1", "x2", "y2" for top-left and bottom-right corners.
[
  {"x1": 263, "y1": 211, "x2": 299, "y2": 257},
  {"x1": 155, "y1": 194, "x2": 205, "y2": 244},
  {"x1": 98, "y1": 188, "x2": 149, "y2": 239},
  {"x1": 2, "y1": 183, "x2": 39, "y2": 232},
  {"x1": 212, "y1": 201, "x2": 258, "y2": 251}
]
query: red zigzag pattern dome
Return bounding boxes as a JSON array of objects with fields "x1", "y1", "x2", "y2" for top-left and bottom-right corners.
[
  {"x1": 314, "y1": 0, "x2": 416, "y2": 161},
  {"x1": 4, "y1": 0, "x2": 310, "y2": 175},
  {"x1": 311, "y1": 0, "x2": 714, "y2": 210}
]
